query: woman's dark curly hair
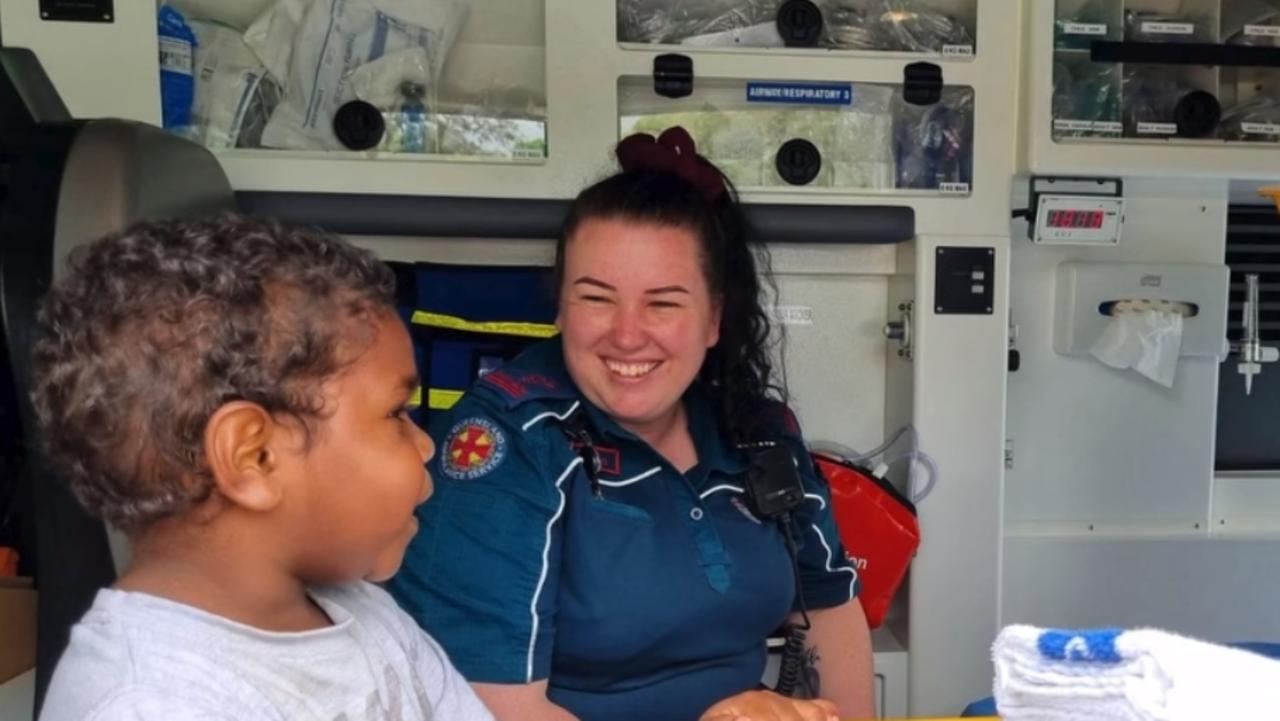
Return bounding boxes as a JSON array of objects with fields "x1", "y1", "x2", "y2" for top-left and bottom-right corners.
[
  {"x1": 555, "y1": 168, "x2": 785, "y2": 444},
  {"x1": 30, "y1": 214, "x2": 395, "y2": 532}
]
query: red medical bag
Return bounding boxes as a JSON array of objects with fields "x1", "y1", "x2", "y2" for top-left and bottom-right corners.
[{"x1": 813, "y1": 453, "x2": 920, "y2": 629}]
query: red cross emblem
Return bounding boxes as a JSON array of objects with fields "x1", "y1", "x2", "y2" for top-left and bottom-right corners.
[{"x1": 443, "y1": 418, "x2": 507, "y2": 479}]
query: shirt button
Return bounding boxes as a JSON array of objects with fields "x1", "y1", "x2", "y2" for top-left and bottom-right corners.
[{"x1": 690, "y1": 508, "x2": 704, "y2": 521}]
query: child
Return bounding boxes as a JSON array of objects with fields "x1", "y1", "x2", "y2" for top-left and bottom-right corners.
[{"x1": 31, "y1": 215, "x2": 494, "y2": 720}]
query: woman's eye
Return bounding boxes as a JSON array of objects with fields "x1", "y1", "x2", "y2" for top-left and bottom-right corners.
[
  {"x1": 650, "y1": 301, "x2": 682, "y2": 309},
  {"x1": 581, "y1": 294, "x2": 612, "y2": 304}
]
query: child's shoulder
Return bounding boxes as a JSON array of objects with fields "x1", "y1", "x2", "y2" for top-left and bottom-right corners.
[{"x1": 40, "y1": 589, "x2": 230, "y2": 720}]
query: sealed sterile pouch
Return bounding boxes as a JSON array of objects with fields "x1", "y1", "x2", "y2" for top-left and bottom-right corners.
[
  {"x1": 260, "y1": 0, "x2": 470, "y2": 151},
  {"x1": 243, "y1": 0, "x2": 310, "y2": 86},
  {"x1": 188, "y1": 19, "x2": 281, "y2": 149}
]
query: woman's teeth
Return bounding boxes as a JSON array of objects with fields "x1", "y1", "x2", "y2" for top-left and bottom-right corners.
[{"x1": 606, "y1": 360, "x2": 659, "y2": 378}]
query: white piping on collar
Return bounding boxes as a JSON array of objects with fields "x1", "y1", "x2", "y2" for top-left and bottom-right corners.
[
  {"x1": 598, "y1": 466, "x2": 661, "y2": 487},
  {"x1": 521, "y1": 400, "x2": 581, "y2": 432},
  {"x1": 699, "y1": 484, "x2": 745, "y2": 499}
]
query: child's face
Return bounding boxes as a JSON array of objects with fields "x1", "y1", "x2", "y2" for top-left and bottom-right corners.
[{"x1": 289, "y1": 311, "x2": 434, "y2": 584}]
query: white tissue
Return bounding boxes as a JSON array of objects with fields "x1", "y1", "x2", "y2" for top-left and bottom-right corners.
[{"x1": 1089, "y1": 309, "x2": 1184, "y2": 387}]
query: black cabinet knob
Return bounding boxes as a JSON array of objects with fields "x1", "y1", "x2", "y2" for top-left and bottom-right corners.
[
  {"x1": 775, "y1": 138, "x2": 822, "y2": 186},
  {"x1": 776, "y1": 0, "x2": 824, "y2": 47}
]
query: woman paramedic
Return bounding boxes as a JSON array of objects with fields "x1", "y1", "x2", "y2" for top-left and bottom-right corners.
[{"x1": 389, "y1": 127, "x2": 875, "y2": 721}]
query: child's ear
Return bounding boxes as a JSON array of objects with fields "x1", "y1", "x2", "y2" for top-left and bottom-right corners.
[{"x1": 204, "y1": 401, "x2": 286, "y2": 513}]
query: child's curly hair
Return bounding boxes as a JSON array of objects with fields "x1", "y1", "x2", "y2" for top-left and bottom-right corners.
[{"x1": 30, "y1": 214, "x2": 395, "y2": 532}]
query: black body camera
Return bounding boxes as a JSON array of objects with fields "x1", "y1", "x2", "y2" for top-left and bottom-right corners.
[{"x1": 743, "y1": 444, "x2": 806, "y2": 520}]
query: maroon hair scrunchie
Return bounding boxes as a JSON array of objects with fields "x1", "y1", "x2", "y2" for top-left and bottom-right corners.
[{"x1": 615, "y1": 126, "x2": 726, "y2": 202}]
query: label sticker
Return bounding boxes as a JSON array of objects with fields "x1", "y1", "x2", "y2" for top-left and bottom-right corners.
[
  {"x1": 942, "y1": 44, "x2": 975, "y2": 57},
  {"x1": 1061, "y1": 22, "x2": 1107, "y2": 36},
  {"x1": 746, "y1": 82, "x2": 853, "y2": 106},
  {"x1": 1241, "y1": 122, "x2": 1280, "y2": 135},
  {"x1": 939, "y1": 182, "x2": 971, "y2": 194},
  {"x1": 1244, "y1": 24, "x2": 1280, "y2": 38},
  {"x1": 1054, "y1": 119, "x2": 1095, "y2": 132},
  {"x1": 158, "y1": 37, "x2": 193, "y2": 74},
  {"x1": 1141, "y1": 21, "x2": 1194, "y2": 35},
  {"x1": 1136, "y1": 122, "x2": 1178, "y2": 135},
  {"x1": 771, "y1": 305, "x2": 814, "y2": 326}
]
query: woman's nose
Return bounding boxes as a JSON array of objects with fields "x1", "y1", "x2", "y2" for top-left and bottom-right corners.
[{"x1": 609, "y1": 305, "x2": 647, "y2": 350}]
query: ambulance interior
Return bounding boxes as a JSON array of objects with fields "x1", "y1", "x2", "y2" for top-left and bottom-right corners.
[{"x1": 1, "y1": 0, "x2": 1279, "y2": 718}]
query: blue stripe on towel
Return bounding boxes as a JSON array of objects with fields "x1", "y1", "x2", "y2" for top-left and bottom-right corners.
[{"x1": 1037, "y1": 629, "x2": 1124, "y2": 663}]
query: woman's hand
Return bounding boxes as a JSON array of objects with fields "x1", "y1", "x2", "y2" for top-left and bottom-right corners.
[{"x1": 699, "y1": 690, "x2": 840, "y2": 721}]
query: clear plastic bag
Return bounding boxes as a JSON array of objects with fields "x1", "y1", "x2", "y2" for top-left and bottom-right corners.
[
  {"x1": 892, "y1": 87, "x2": 972, "y2": 190},
  {"x1": 1122, "y1": 67, "x2": 1221, "y2": 137},
  {"x1": 1219, "y1": 0, "x2": 1280, "y2": 46},
  {"x1": 186, "y1": 19, "x2": 281, "y2": 149},
  {"x1": 258, "y1": 0, "x2": 471, "y2": 151},
  {"x1": 825, "y1": 0, "x2": 973, "y2": 52},
  {"x1": 1052, "y1": 61, "x2": 1119, "y2": 137},
  {"x1": 617, "y1": 0, "x2": 779, "y2": 44},
  {"x1": 826, "y1": 83, "x2": 894, "y2": 189},
  {"x1": 1220, "y1": 91, "x2": 1280, "y2": 140}
]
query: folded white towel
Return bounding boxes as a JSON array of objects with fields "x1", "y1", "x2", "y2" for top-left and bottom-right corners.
[{"x1": 993, "y1": 625, "x2": 1280, "y2": 721}]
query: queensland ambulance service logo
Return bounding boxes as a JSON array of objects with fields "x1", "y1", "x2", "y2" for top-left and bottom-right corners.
[{"x1": 443, "y1": 417, "x2": 507, "y2": 480}]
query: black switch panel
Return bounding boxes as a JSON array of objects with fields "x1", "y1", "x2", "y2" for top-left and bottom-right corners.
[
  {"x1": 935, "y1": 246, "x2": 994, "y2": 315},
  {"x1": 40, "y1": 0, "x2": 113, "y2": 23}
]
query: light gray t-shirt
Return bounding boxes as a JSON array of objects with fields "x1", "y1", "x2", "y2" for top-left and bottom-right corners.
[{"x1": 40, "y1": 581, "x2": 495, "y2": 721}]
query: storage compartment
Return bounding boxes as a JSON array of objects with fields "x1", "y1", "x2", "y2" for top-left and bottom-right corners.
[
  {"x1": 1044, "y1": 0, "x2": 1280, "y2": 146},
  {"x1": 162, "y1": 0, "x2": 548, "y2": 160},
  {"x1": 616, "y1": 0, "x2": 978, "y2": 55},
  {"x1": 1121, "y1": 64, "x2": 1220, "y2": 138},
  {"x1": 1052, "y1": 55, "x2": 1123, "y2": 138},
  {"x1": 619, "y1": 76, "x2": 974, "y2": 193}
]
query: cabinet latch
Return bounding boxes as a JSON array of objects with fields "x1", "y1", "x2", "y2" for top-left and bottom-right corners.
[
  {"x1": 903, "y1": 62, "x2": 943, "y2": 106},
  {"x1": 653, "y1": 54, "x2": 693, "y2": 99},
  {"x1": 776, "y1": 0, "x2": 823, "y2": 48}
]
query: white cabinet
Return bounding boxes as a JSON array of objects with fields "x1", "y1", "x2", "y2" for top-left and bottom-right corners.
[
  {"x1": 1025, "y1": 0, "x2": 1280, "y2": 178},
  {"x1": 0, "y1": 0, "x2": 1019, "y2": 234}
]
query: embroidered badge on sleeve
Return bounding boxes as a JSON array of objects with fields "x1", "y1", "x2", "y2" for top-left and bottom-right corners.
[{"x1": 443, "y1": 417, "x2": 508, "y2": 480}]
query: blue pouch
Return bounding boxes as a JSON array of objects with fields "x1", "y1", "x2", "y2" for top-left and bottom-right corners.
[{"x1": 157, "y1": 5, "x2": 196, "y2": 131}]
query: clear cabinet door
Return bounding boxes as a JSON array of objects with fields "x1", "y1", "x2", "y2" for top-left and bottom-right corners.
[
  {"x1": 617, "y1": 0, "x2": 978, "y2": 56},
  {"x1": 159, "y1": 0, "x2": 547, "y2": 161},
  {"x1": 619, "y1": 76, "x2": 974, "y2": 193},
  {"x1": 1051, "y1": 0, "x2": 1280, "y2": 145}
]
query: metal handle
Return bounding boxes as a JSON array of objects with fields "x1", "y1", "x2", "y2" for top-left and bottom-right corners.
[{"x1": 1234, "y1": 273, "x2": 1277, "y2": 395}]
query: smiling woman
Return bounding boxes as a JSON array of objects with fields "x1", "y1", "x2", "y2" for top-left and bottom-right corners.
[{"x1": 388, "y1": 127, "x2": 874, "y2": 721}]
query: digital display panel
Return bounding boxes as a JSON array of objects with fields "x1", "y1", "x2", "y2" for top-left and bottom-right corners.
[{"x1": 1046, "y1": 209, "x2": 1105, "y2": 229}]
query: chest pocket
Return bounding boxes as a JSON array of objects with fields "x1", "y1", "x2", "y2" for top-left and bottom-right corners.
[{"x1": 584, "y1": 497, "x2": 655, "y2": 524}]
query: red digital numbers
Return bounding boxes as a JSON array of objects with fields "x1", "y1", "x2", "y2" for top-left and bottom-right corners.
[{"x1": 1047, "y1": 209, "x2": 1104, "y2": 229}]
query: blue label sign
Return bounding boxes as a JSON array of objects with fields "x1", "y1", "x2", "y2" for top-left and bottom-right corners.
[{"x1": 746, "y1": 82, "x2": 853, "y2": 106}]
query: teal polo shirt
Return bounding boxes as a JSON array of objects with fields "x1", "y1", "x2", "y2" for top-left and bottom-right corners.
[{"x1": 389, "y1": 339, "x2": 858, "y2": 721}]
